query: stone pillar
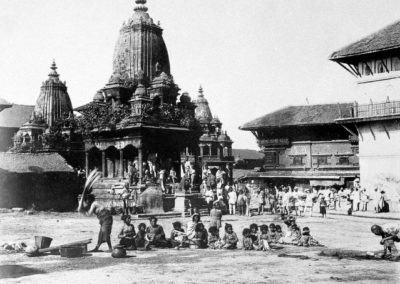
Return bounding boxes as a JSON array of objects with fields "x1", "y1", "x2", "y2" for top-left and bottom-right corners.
[
  {"x1": 217, "y1": 146, "x2": 221, "y2": 158},
  {"x1": 119, "y1": 149, "x2": 124, "y2": 178},
  {"x1": 138, "y1": 146, "x2": 143, "y2": 182},
  {"x1": 308, "y1": 142, "x2": 313, "y2": 169},
  {"x1": 101, "y1": 150, "x2": 106, "y2": 178},
  {"x1": 200, "y1": 145, "x2": 204, "y2": 157},
  {"x1": 85, "y1": 151, "x2": 89, "y2": 178}
]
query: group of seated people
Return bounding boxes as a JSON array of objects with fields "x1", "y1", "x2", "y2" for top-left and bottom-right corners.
[{"x1": 117, "y1": 214, "x2": 322, "y2": 251}]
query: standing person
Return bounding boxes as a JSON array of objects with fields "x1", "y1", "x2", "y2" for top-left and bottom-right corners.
[
  {"x1": 371, "y1": 188, "x2": 381, "y2": 213},
  {"x1": 228, "y1": 188, "x2": 237, "y2": 215},
  {"x1": 245, "y1": 186, "x2": 252, "y2": 216},
  {"x1": 127, "y1": 162, "x2": 137, "y2": 186},
  {"x1": 378, "y1": 191, "x2": 390, "y2": 213},
  {"x1": 371, "y1": 223, "x2": 400, "y2": 258},
  {"x1": 205, "y1": 187, "x2": 214, "y2": 215},
  {"x1": 352, "y1": 188, "x2": 361, "y2": 212},
  {"x1": 282, "y1": 188, "x2": 290, "y2": 215},
  {"x1": 237, "y1": 190, "x2": 246, "y2": 216},
  {"x1": 257, "y1": 189, "x2": 266, "y2": 215},
  {"x1": 360, "y1": 188, "x2": 369, "y2": 211},
  {"x1": 120, "y1": 182, "x2": 131, "y2": 215},
  {"x1": 78, "y1": 194, "x2": 113, "y2": 252},
  {"x1": 210, "y1": 203, "x2": 222, "y2": 229},
  {"x1": 320, "y1": 196, "x2": 327, "y2": 218}
]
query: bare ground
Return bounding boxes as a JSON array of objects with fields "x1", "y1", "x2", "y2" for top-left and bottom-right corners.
[{"x1": 0, "y1": 212, "x2": 399, "y2": 284}]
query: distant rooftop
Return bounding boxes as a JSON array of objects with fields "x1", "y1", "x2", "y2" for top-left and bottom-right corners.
[
  {"x1": 0, "y1": 104, "x2": 34, "y2": 128},
  {"x1": 240, "y1": 103, "x2": 352, "y2": 130},
  {"x1": 0, "y1": 152, "x2": 74, "y2": 173},
  {"x1": 232, "y1": 149, "x2": 264, "y2": 160},
  {"x1": 330, "y1": 20, "x2": 400, "y2": 62}
]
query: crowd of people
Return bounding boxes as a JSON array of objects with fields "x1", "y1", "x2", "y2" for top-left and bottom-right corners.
[
  {"x1": 114, "y1": 213, "x2": 322, "y2": 251},
  {"x1": 200, "y1": 180, "x2": 393, "y2": 219}
]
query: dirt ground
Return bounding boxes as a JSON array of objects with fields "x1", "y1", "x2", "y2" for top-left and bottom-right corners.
[{"x1": 0, "y1": 211, "x2": 399, "y2": 284}]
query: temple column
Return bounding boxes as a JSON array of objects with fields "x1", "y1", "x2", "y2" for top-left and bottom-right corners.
[
  {"x1": 200, "y1": 145, "x2": 204, "y2": 157},
  {"x1": 101, "y1": 150, "x2": 106, "y2": 178},
  {"x1": 217, "y1": 147, "x2": 221, "y2": 158},
  {"x1": 119, "y1": 150, "x2": 124, "y2": 178},
  {"x1": 85, "y1": 151, "x2": 89, "y2": 178},
  {"x1": 138, "y1": 146, "x2": 143, "y2": 183}
]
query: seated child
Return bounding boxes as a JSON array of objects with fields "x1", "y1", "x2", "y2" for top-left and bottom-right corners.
[
  {"x1": 258, "y1": 224, "x2": 271, "y2": 251},
  {"x1": 135, "y1": 223, "x2": 151, "y2": 250},
  {"x1": 191, "y1": 223, "x2": 208, "y2": 249},
  {"x1": 208, "y1": 226, "x2": 224, "y2": 249},
  {"x1": 222, "y1": 223, "x2": 238, "y2": 249},
  {"x1": 297, "y1": 227, "x2": 321, "y2": 247},
  {"x1": 249, "y1": 223, "x2": 260, "y2": 250},
  {"x1": 170, "y1": 221, "x2": 188, "y2": 249},
  {"x1": 268, "y1": 223, "x2": 278, "y2": 243},
  {"x1": 275, "y1": 225, "x2": 284, "y2": 240},
  {"x1": 118, "y1": 215, "x2": 136, "y2": 250},
  {"x1": 279, "y1": 224, "x2": 301, "y2": 245},
  {"x1": 242, "y1": 228, "x2": 253, "y2": 250}
]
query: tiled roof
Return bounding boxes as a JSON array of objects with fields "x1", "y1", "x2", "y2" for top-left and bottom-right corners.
[
  {"x1": 0, "y1": 104, "x2": 34, "y2": 128},
  {"x1": 330, "y1": 20, "x2": 400, "y2": 61},
  {"x1": 0, "y1": 152, "x2": 74, "y2": 173},
  {"x1": 240, "y1": 103, "x2": 352, "y2": 130}
]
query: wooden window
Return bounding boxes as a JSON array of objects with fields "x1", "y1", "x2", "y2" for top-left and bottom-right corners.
[
  {"x1": 316, "y1": 156, "x2": 329, "y2": 165},
  {"x1": 264, "y1": 151, "x2": 278, "y2": 166},
  {"x1": 292, "y1": 156, "x2": 304, "y2": 166},
  {"x1": 337, "y1": 157, "x2": 350, "y2": 165}
]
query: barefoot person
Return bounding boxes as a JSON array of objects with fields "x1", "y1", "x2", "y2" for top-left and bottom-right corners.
[
  {"x1": 78, "y1": 194, "x2": 113, "y2": 252},
  {"x1": 371, "y1": 224, "x2": 400, "y2": 258}
]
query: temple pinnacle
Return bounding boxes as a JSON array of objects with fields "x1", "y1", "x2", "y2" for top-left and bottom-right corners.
[
  {"x1": 48, "y1": 60, "x2": 59, "y2": 78},
  {"x1": 199, "y1": 85, "x2": 204, "y2": 96},
  {"x1": 134, "y1": 0, "x2": 148, "y2": 12}
]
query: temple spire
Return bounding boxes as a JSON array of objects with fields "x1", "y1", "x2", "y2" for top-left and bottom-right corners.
[{"x1": 134, "y1": 0, "x2": 148, "y2": 13}]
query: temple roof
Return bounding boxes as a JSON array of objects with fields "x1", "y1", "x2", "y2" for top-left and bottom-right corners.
[
  {"x1": 0, "y1": 104, "x2": 34, "y2": 128},
  {"x1": 0, "y1": 152, "x2": 74, "y2": 173},
  {"x1": 240, "y1": 103, "x2": 353, "y2": 130},
  {"x1": 330, "y1": 20, "x2": 400, "y2": 62}
]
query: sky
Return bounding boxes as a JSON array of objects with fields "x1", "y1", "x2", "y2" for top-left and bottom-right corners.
[{"x1": 1, "y1": 0, "x2": 400, "y2": 150}]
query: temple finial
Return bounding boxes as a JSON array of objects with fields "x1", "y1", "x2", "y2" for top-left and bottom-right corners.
[
  {"x1": 199, "y1": 85, "x2": 203, "y2": 96},
  {"x1": 49, "y1": 60, "x2": 59, "y2": 78},
  {"x1": 134, "y1": 0, "x2": 148, "y2": 12}
]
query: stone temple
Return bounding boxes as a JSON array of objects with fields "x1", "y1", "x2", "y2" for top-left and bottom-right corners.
[{"x1": 73, "y1": 0, "x2": 234, "y2": 211}]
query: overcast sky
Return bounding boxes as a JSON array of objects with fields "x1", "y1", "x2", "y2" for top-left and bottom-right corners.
[{"x1": 1, "y1": 0, "x2": 400, "y2": 149}]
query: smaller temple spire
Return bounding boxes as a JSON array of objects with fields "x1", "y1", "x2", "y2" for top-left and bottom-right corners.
[
  {"x1": 134, "y1": 0, "x2": 148, "y2": 13},
  {"x1": 48, "y1": 60, "x2": 59, "y2": 78}
]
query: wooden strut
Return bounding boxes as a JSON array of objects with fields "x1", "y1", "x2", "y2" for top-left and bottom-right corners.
[
  {"x1": 364, "y1": 62, "x2": 374, "y2": 76},
  {"x1": 347, "y1": 63, "x2": 361, "y2": 77},
  {"x1": 341, "y1": 125, "x2": 357, "y2": 137},
  {"x1": 368, "y1": 123, "x2": 376, "y2": 140},
  {"x1": 380, "y1": 59, "x2": 390, "y2": 73},
  {"x1": 354, "y1": 124, "x2": 363, "y2": 141},
  {"x1": 338, "y1": 62, "x2": 358, "y2": 78},
  {"x1": 383, "y1": 124, "x2": 390, "y2": 139}
]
